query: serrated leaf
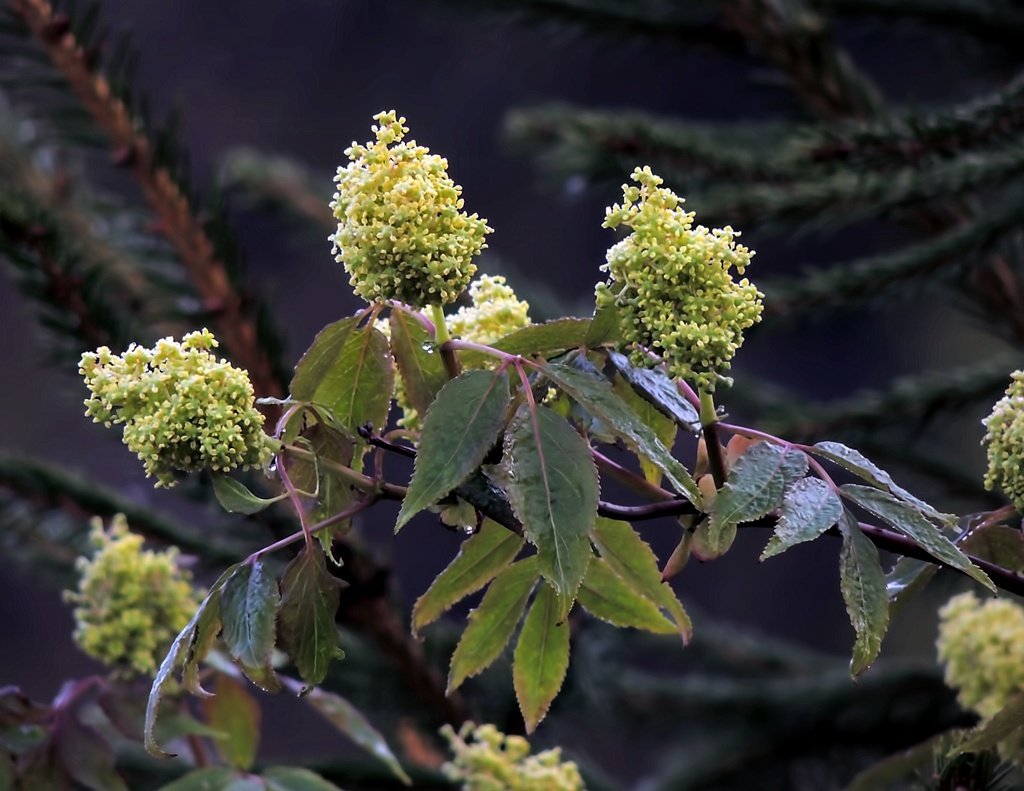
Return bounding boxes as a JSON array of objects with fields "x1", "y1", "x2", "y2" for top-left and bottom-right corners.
[
  {"x1": 612, "y1": 373, "x2": 677, "y2": 486},
  {"x1": 282, "y1": 678, "x2": 410, "y2": 785},
  {"x1": 389, "y1": 307, "x2": 448, "y2": 416},
  {"x1": 263, "y1": 767, "x2": 344, "y2": 791},
  {"x1": 952, "y1": 692, "x2": 1024, "y2": 755},
  {"x1": 278, "y1": 548, "x2": 343, "y2": 687},
  {"x1": 884, "y1": 556, "x2": 936, "y2": 607},
  {"x1": 691, "y1": 516, "x2": 735, "y2": 561},
  {"x1": 838, "y1": 513, "x2": 890, "y2": 676},
  {"x1": 212, "y1": 476, "x2": 285, "y2": 515},
  {"x1": 708, "y1": 443, "x2": 808, "y2": 556},
  {"x1": 448, "y1": 556, "x2": 539, "y2": 693},
  {"x1": 541, "y1": 362, "x2": 700, "y2": 505},
  {"x1": 396, "y1": 370, "x2": 510, "y2": 531},
  {"x1": 606, "y1": 350, "x2": 701, "y2": 433},
  {"x1": 842, "y1": 484, "x2": 994, "y2": 591},
  {"x1": 220, "y1": 561, "x2": 280, "y2": 692},
  {"x1": 811, "y1": 442, "x2": 953, "y2": 525},
  {"x1": 761, "y1": 477, "x2": 843, "y2": 560},
  {"x1": 203, "y1": 675, "x2": 260, "y2": 771},
  {"x1": 156, "y1": 767, "x2": 240, "y2": 790},
  {"x1": 492, "y1": 318, "x2": 591, "y2": 356},
  {"x1": 146, "y1": 565, "x2": 238, "y2": 757},
  {"x1": 504, "y1": 405, "x2": 597, "y2": 613},
  {"x1": 591, "y1": 517, "x2": 691, "y2": 640},
  {"x1": 291, "y1": 315, "x2": 394, "y2": 435},
  {"x1": 412, "y1": 519, "x2": 524, "y2": 634},
  {"x1": 513, "y1": 583, "x2": 570, "y2": 733},
  {"x1": 578, "y1": 557, "x2": 676, "y2": 633}
]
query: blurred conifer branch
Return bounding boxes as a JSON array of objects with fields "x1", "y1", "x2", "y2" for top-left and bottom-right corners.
[{"x1": 3, "y1": 0, "x2": 289, "y2": 395}]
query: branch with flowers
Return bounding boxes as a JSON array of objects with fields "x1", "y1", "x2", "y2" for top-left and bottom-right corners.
[{"x1": 49, "y1": 109, "x2": 1024, "y2": 789}]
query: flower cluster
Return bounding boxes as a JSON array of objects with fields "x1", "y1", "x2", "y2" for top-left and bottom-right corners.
[
  {"x1": 331, "y1": 111, "x2": 492, "y2": 307},
  {"x1": 937, "y1": 592, "x2": 1024, "y2": 760},
  {"x1": 598, "y1": 166, "x2": 762, "y2": 392},
  {"x1": 983, "y1": 371, "x2": 1024, "y2": 509},
  {"x1": 79, "y1": 329, "x2": 273, "y2": 487},
  {"x1": 447, "y1": 274, "x2": 531, "y2": 343},
  {"x1": 65, "y1": 515, "x2": 198, "y2": 677},
  {"x1": 441, "y1": 723, "x2": 584, "y2": 791}
]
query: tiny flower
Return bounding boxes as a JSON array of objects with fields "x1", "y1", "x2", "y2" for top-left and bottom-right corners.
[
  {"x1": 80, "y1": 329, "x2": 274, "y2": 487},
  {"x1": 937, "y1": 592, "x2": 1024, "y2": 762},
  {"x1": 983, "y1": 371, "x2": 1024, "y2": 510},
  {"x1": 331, "y1": 111, "x2": 492, "y2": 307},
  {"x1": 598, "y1": 166, "x2": 763, "y2": 392},
  {"x1": 65, "y1": 515, "x2": 198, "y2": 677},
  {"x1": 441, "y1": 722, "x2": 585, "y2": 791},
  {"x1": 447, "y1": 274, "x2": 531, "y2": 344}
]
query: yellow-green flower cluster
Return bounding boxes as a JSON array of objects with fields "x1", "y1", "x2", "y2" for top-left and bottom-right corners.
[
  {"x1": 79, "y1": 329, "x2": 274, "y2": 487},
  {"x1": 441, "y1": 723, "x2": 584, "y2": 791},
  {"x1": 331, "y1": 111, "x2": 492, "y2": 307},
  {"x1": 65, "y1": 515, "x2": 198, "y2": 677},
  {"x1": 983, "y1": 371, "x2": 1024, "y2": 510},
  {"x1": 598, "y1": 166, "x2": 762, "y2": 392},
  {"x1": 937, "y1": 592, "x2": 1024, "y2": 761},
  {"x1": 447, "y1": 275, "x2": 531, "y2": 343}
]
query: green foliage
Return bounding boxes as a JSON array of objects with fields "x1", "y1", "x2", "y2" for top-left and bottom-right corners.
[
  {"x1": 278, "y1": 547, "x2": 344, "y2": 688},
  {"x1": 838, "y1": 513, "x2": 890, "y2": 677},
  {"x1": 397, "y1": 370, "x2": 510, "y2": 531},
  {"x1": 513, "y1": 584, "x2": 571, "y2": 734}
]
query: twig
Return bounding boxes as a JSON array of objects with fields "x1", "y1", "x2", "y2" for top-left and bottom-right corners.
[{"x1": 9, "y1": 0, "x2": 283, "y2": 399}]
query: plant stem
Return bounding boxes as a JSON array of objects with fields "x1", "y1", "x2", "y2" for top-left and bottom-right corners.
[
  {"x1": 699, "y1": 389, "x2": 728, "y2": 488},
  {"x1": 431, "y1": 303, "x2": 461, "y2": 379}
]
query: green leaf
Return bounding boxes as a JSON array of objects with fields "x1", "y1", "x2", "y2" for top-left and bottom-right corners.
[
  {"x1": 708, "y1": 443, "x2": 808, "y2": 557},
  {"x1": 541, "y1": 362, "x2": 700, "y2": 505},
  {"x1": 263, "y1": 767, "x2": 344, "y2": 791},
  {"x1": 584, "y1": 302, "x2": 621, "y2": 347},
  {"x1": 503, "y1": 405, "x2": 598, "y2": 613},
  {"x1": 288, "y1": 421, "x2": 357, "y2": 561},
  {"x1": 146, "y1": 565, "x2": 238, "y2": 757},
  {"x1": 761, "y1": 477, "x2": 844, "y2": 560},
  {"x1": 220, "y1": 561, "x2": 281, "y2": 692},
  {"x1": 590, "y1": 517, "x2": 691, "y2": 640},
  {"x1": 54, "y1": 714, "x2": 129, "y2": 791},
  {"x1": 843, "y1": 734, "x2": 943, "y2": 791},
  {"x1": 953, "y1": 692, "x2": 1024, "y2": 755},
  {"x1": 841, "y1": 484, "x2": 994, "y2": 591},
  {"x1": 884, "y1": 556, "x2": 936, "y2": 607},
  {"x1": 389, "y1": 307, "x2": 448, "y2": 415},
  {"x1": 157, "y1": 767, "x2": 240, "y2": 790},
  {"x1": 578, "y1": 557, "x2": 676, "y2": 634},
  {"x1": 183, "y1": 585, "x2": 227, "y2": 697},
  {"x1": 202, "y1": 674, "x2": 261, "y2": 771},
  {"x1": 838, "y1": 513, "x2": 890, "y2": 676},
  {"x1": 278, "y1": 548, "x2": 343, "y2": 687},
  {"x1": 282, "y1": 678, "x2": 410, "y2": 785},
  {"x1": 396, "y1": 370, "x2": 510, "y2": 531},
  {"x1": 612, "y1": 373, "x2": 677, "y2": 486},
  {"x1": 811, "y1": 441, "x2": 954, "y2": 525},
  {"x1": 448, "y1": 557, "x2": 540, "y2": 693},
  {"x1": 962, "y1": 523, "x2": 1024, "y2": 573},
  {"x1": 212, "y1": 476, "x2": 286, "y2": 515},
  {"x1": 492, "y1": 318, "x2": 591, "y2": 356},
  {"x1": 412, "y1": 519, "x2": 524, "y2": 634},
  {"x1": 513, "y1": 583, "x2": 570, "y2": 733},
  {"x1": 607, "y1": 350, "x2": 701, "y2": 433},
  {"x1": 291, "y1": 315, "x2": 394, "y2": 435}
]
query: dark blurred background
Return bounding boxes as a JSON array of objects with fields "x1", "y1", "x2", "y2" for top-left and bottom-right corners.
[{"x1": 1, "y1": 1, "x2": 1019, "y2": 786}]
